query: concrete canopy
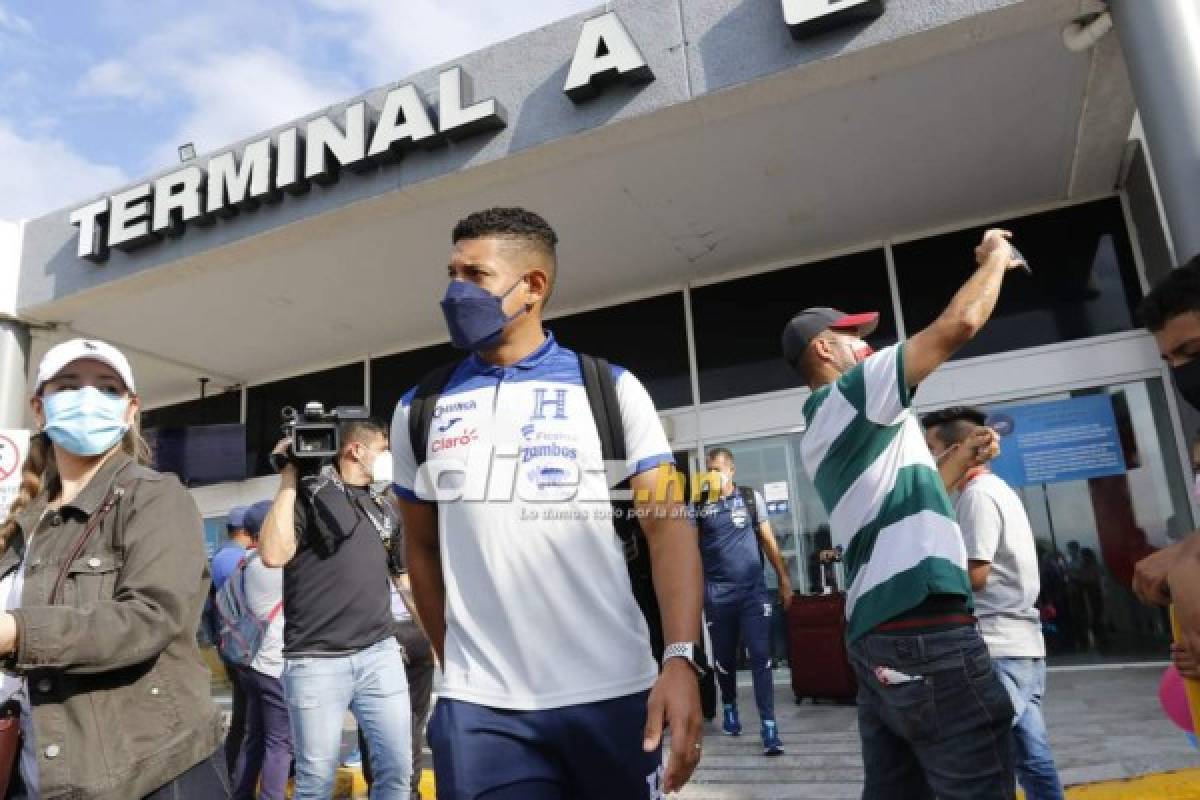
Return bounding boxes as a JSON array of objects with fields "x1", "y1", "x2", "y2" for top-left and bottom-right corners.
[{"x1": 14, "y1": 0, "x2": 1133, "y2": 410}]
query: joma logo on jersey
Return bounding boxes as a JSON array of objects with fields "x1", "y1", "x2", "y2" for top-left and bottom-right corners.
[
  {"x1": 530, "y1": 388, "x2": 568, "y2": 421},
  {"x1": 431, "y1": 427, "x2": 479, "y2": 453},
  {"x1": 433, "y1": 400, "x2": 476, "y2": 418}
]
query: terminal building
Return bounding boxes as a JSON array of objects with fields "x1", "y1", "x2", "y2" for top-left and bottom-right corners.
[{"x1": 2, "y1": 0, "x2": 1199, "y2": 663}]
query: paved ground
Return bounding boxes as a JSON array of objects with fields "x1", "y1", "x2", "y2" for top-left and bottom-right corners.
[
  {"x1": 679, "y1": 664, "x2": 1197, "y2": 799},
  {"x1": 214, "y1": 662, "x2": 1197, "y2": 798}
]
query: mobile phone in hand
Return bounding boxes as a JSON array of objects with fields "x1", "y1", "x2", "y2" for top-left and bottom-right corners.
[{"x1": 1009, "y1": 243, "x2": 1032, "y2": 275}]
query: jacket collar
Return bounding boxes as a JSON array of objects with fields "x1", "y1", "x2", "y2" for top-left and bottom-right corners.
[
  {"x1": 62, "y1": 451, "x2": 134, "y2": 517},
  {"x1": 11, "y1": 451, "x2": 133, "y2": 535}
]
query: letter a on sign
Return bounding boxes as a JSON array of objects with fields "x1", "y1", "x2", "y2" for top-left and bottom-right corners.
[
  {"x1": 564, "y1": 12, "x2": 654, "y2": 103},
  {"x1": 782, "y1": 0, "x2": 885, "y2": 40}
]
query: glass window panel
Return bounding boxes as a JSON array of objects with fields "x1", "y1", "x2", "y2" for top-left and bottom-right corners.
[
  {"x1": 142, "y1": 391, "x2": 241, "y2": 430},
  {"x1": 548, "y1": 293, "x2": 692, "y2": 411},
  {"x1": 370, "y1": 341, "x2": 461, "y2": 430},
  {"x1": 692, "y1": 249, "x2": 896, "y2": 403},
  {"x1": 893, "y1": 198, "x2": 1143, "y2": 360}
]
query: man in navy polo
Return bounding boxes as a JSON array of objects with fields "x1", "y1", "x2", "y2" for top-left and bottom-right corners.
[{"x1": 696, "y1": 448, "x2": 792, "y2": 755}]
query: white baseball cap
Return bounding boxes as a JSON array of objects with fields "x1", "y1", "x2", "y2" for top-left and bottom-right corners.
[{"x1": 35, "y1": 339, "x2": 137, "y2": 394}]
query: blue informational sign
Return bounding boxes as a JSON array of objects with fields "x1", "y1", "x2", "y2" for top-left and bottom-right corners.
[{"x1": 987, "y1": 395, "x2": 1126, "y2": 488}]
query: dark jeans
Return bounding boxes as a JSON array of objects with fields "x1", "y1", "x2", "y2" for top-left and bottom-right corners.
[
  {"x1": 142, "y1": 750, "x2": 231, "y2": 799},
  {"x1": 847, "y1": 625, "x2": 1015, "y2": 800},
  {"x1": 361, "y1": 619, "x2": 435, "y2": 799},
  {"x1": 223, "y1": 656, "x2": 248, "y2": 779},
  {"x1": 232, "y1": 666, "x2": 293, "y2": 800}
]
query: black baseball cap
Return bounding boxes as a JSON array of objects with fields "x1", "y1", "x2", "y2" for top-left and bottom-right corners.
[{"x1": 781, "y1": 307, "x2": 880, "y2": 368}]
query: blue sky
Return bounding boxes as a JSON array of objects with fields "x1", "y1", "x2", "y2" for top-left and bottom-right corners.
[{"x1": 0, "y1": 0, "x2": 598, "y2": 221}]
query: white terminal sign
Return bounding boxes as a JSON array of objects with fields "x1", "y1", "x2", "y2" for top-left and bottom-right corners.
[{"x1": 70, "y1": 2, "x2": 885, "y2": 262}]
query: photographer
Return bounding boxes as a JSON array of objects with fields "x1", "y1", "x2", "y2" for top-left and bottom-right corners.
[{"x1": 258, "y1": 418, "x2": 410, "y2": 799}]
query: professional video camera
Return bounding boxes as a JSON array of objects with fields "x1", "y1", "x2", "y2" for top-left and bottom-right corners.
[{"x1": 270, "y1": 402, "x2": 370, "y2": 472}]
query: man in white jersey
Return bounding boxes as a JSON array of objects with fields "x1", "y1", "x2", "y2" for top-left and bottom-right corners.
[
  {"x1": 392, "y1": 208, "x2": 705, "y2": 799},
  {"x1": 924, "y1": 407, "x2": 1064, "y2": 800},
  {"x1": 781, "y1": 229, "x2": 1024, "y2": 799}
]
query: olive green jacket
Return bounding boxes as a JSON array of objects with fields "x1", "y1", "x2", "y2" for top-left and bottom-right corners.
[{"x1": 2, "y1": 452, "x2": 223, "y2": 799}]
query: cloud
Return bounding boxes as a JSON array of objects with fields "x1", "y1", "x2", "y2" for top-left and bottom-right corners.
[
  {"x1": 79, "y1": 59, "x2": 160, "y2": 103},
  {"x1": 147, "y1": 47, "x2": 352, "y2": 167},
  {"x1": 0, "y1": 5, "x2": 32, "y2": 36},
  {"x1": 0, "y1": 122, "x2": 126, "y2": 220},
  {"x1": 306, "y1": 0, "x2": 600, "y2": 84}
]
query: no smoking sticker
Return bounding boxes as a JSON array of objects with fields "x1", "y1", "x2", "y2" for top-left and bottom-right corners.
[{"x1": 0, "y1": 434, "x2": 20, "y2": 484}]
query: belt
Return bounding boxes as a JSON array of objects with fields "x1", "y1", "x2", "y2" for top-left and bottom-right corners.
[{"x1": 874, "y1": 613, "x2": 976, "y2": 633}]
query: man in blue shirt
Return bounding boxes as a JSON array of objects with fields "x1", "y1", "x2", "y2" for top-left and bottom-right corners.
[
  {"x1": 695, "y1": 448, "x2": 793, "y2": 756},
  {"x1": 212, "y1": 505, "x2": 253, "y2": 590},
  {"x1": 209, "y1": 504, "x2": 252, "y2": 777}
]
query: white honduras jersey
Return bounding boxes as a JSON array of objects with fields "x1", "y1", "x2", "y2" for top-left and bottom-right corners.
[{"x1": 391, "y1": 334, "x2": 672, "y2": 710}]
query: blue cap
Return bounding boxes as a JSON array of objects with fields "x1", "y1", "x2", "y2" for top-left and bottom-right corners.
[
  {"x1": 226, "y1": 506, "x2": 250, "y2": 531},
  {"x1": 243, "y1": 500, "x2": 274, "y2": 536}
]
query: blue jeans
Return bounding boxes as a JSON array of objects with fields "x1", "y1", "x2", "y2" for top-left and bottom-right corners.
[
  {"x1": 283, "y1": 638, "x2": 411, "y2": 800},
  {"x1": 992, "y1": 657, "x2": 1064, "y2": 800},
  {"x1": 705, "y1": 582, "x2": 776, "y2": 721},
  {"x1": 847, "y1": 625, "x2": 1015, "y2": 800}
]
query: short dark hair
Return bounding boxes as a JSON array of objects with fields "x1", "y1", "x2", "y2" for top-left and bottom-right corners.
[
  {"x1": 706, "y1": 447, "x2": 734, "y2": 464},
  {"x1": 1140, "y1": 254, "x2": 1200, "y2": 332},
  {"x1": 452, "y1": 207, "x2": 558, "y2": 255},
  {"x1": 340, "y1": 418, "x2": 388, "y2": 451},
  {"x1": 921, "y1": 406, "x2": 987, "y2": 448}
]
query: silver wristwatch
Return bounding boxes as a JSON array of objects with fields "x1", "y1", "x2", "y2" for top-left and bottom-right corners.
[{"x1": 663, "y1": 642, "x2": 707, "y2": 677}]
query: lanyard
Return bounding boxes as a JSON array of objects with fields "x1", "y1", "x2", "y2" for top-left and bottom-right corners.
[{"x1": 352, "y1": 491, "x2": 394, "y2": 542}]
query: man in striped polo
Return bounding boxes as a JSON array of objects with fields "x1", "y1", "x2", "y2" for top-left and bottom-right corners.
[{"x1": 781, "y1": 229, "x2": 1025, "y2": 799}]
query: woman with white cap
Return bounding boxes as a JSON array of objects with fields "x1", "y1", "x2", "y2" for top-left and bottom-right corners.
[{"x1": 0, "y1": 338, "x2": 227, "y2": 799}]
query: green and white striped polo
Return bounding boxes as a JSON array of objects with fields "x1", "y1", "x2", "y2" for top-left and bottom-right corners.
[{"x1": 800, "y1": 343, "x2": 971, "y2": 642}]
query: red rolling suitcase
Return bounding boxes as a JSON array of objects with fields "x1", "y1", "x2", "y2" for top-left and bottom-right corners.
[{"x1": 788, "y1": 564, "x2": 857, "y2": 704}]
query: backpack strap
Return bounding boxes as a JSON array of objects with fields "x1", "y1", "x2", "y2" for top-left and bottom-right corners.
[
  {"x1": 739, "y1": 484, "x2": 766, "y2": 570},
  {"x1": 408, "y1": 362, "x2": 460, "y2": 470},
  {"x1": 238, "y1": 553, "x2": 284, "y2": 624},
  {"x1": 739, "y1": 485, "x2": 761, "y2": 531},
  {"x1": 579, "y1": 354, "x2": 634, "y2": 551},
  {"x1": 264, "y1": 601, "x2": 284, "y2": 623}
]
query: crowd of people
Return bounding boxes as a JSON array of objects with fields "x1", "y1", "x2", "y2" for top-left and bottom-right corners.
[{"x1": 0, "y1": 206, "x2": 1197, "y2": 799}]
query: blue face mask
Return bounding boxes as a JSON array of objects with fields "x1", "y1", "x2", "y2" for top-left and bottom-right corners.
[
  {"x1": 42, "y1": 387, "x2": 131, "y2": 456},
  {"x1": 440, "y1": 277, "x2": 528, "y2": 351}
]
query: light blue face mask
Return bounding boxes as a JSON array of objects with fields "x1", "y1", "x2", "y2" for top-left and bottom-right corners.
[{"x1": 42, "y1": 387, "x2": 130, "y2": 456}]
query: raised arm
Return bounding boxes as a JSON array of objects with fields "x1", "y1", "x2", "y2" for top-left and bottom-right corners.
[
  {"x1": 259, "y1": 440, "x2": 300, "y2": 568},
  {"x1": 904, "y1": 229, "x2": 1024, "y2": 388}
]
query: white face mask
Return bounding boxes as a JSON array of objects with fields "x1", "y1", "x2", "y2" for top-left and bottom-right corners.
[{"x1": 371, "y1": 450, "x2": 394, "y2": 487}]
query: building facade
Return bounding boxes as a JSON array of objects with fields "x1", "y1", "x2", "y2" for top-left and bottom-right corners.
[{"x1": 4, "y1": 0, "x2": 1199, "y2": 662}]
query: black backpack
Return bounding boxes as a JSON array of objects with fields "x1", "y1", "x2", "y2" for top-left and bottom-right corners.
[{"x1": 407, "y1": 353, "x2": 667, "y2": 661}]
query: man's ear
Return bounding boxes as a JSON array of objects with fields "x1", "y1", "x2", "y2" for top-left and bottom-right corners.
[
  {"x1": 524, "y1": 269, "x2": 550, "y2": 310},
  {"x1": 810, "y1": 336, "x2": 835, "y2": 365}
]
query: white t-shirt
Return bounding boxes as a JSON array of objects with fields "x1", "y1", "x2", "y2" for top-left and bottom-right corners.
[
  {"x1": 239, "y1": 552, "x2": 285, "y2": 679},
  {"x1": 955, "y1": 472, "x2": 1045, "y2": 659},
  {"x1": 391, "y1": 334, "x2": 672, "y2": 711}
]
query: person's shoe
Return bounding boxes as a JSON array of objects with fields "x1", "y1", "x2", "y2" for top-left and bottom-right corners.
[
  {"x1": 721, "y1": 705, "x2": 742, "y2": 736},
  {"x1": 341, "y1": 746, "x2": 363, "y2": 768},
  {"x1": 761, "y1": 720, "x2": 784, "y2": 756}
]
